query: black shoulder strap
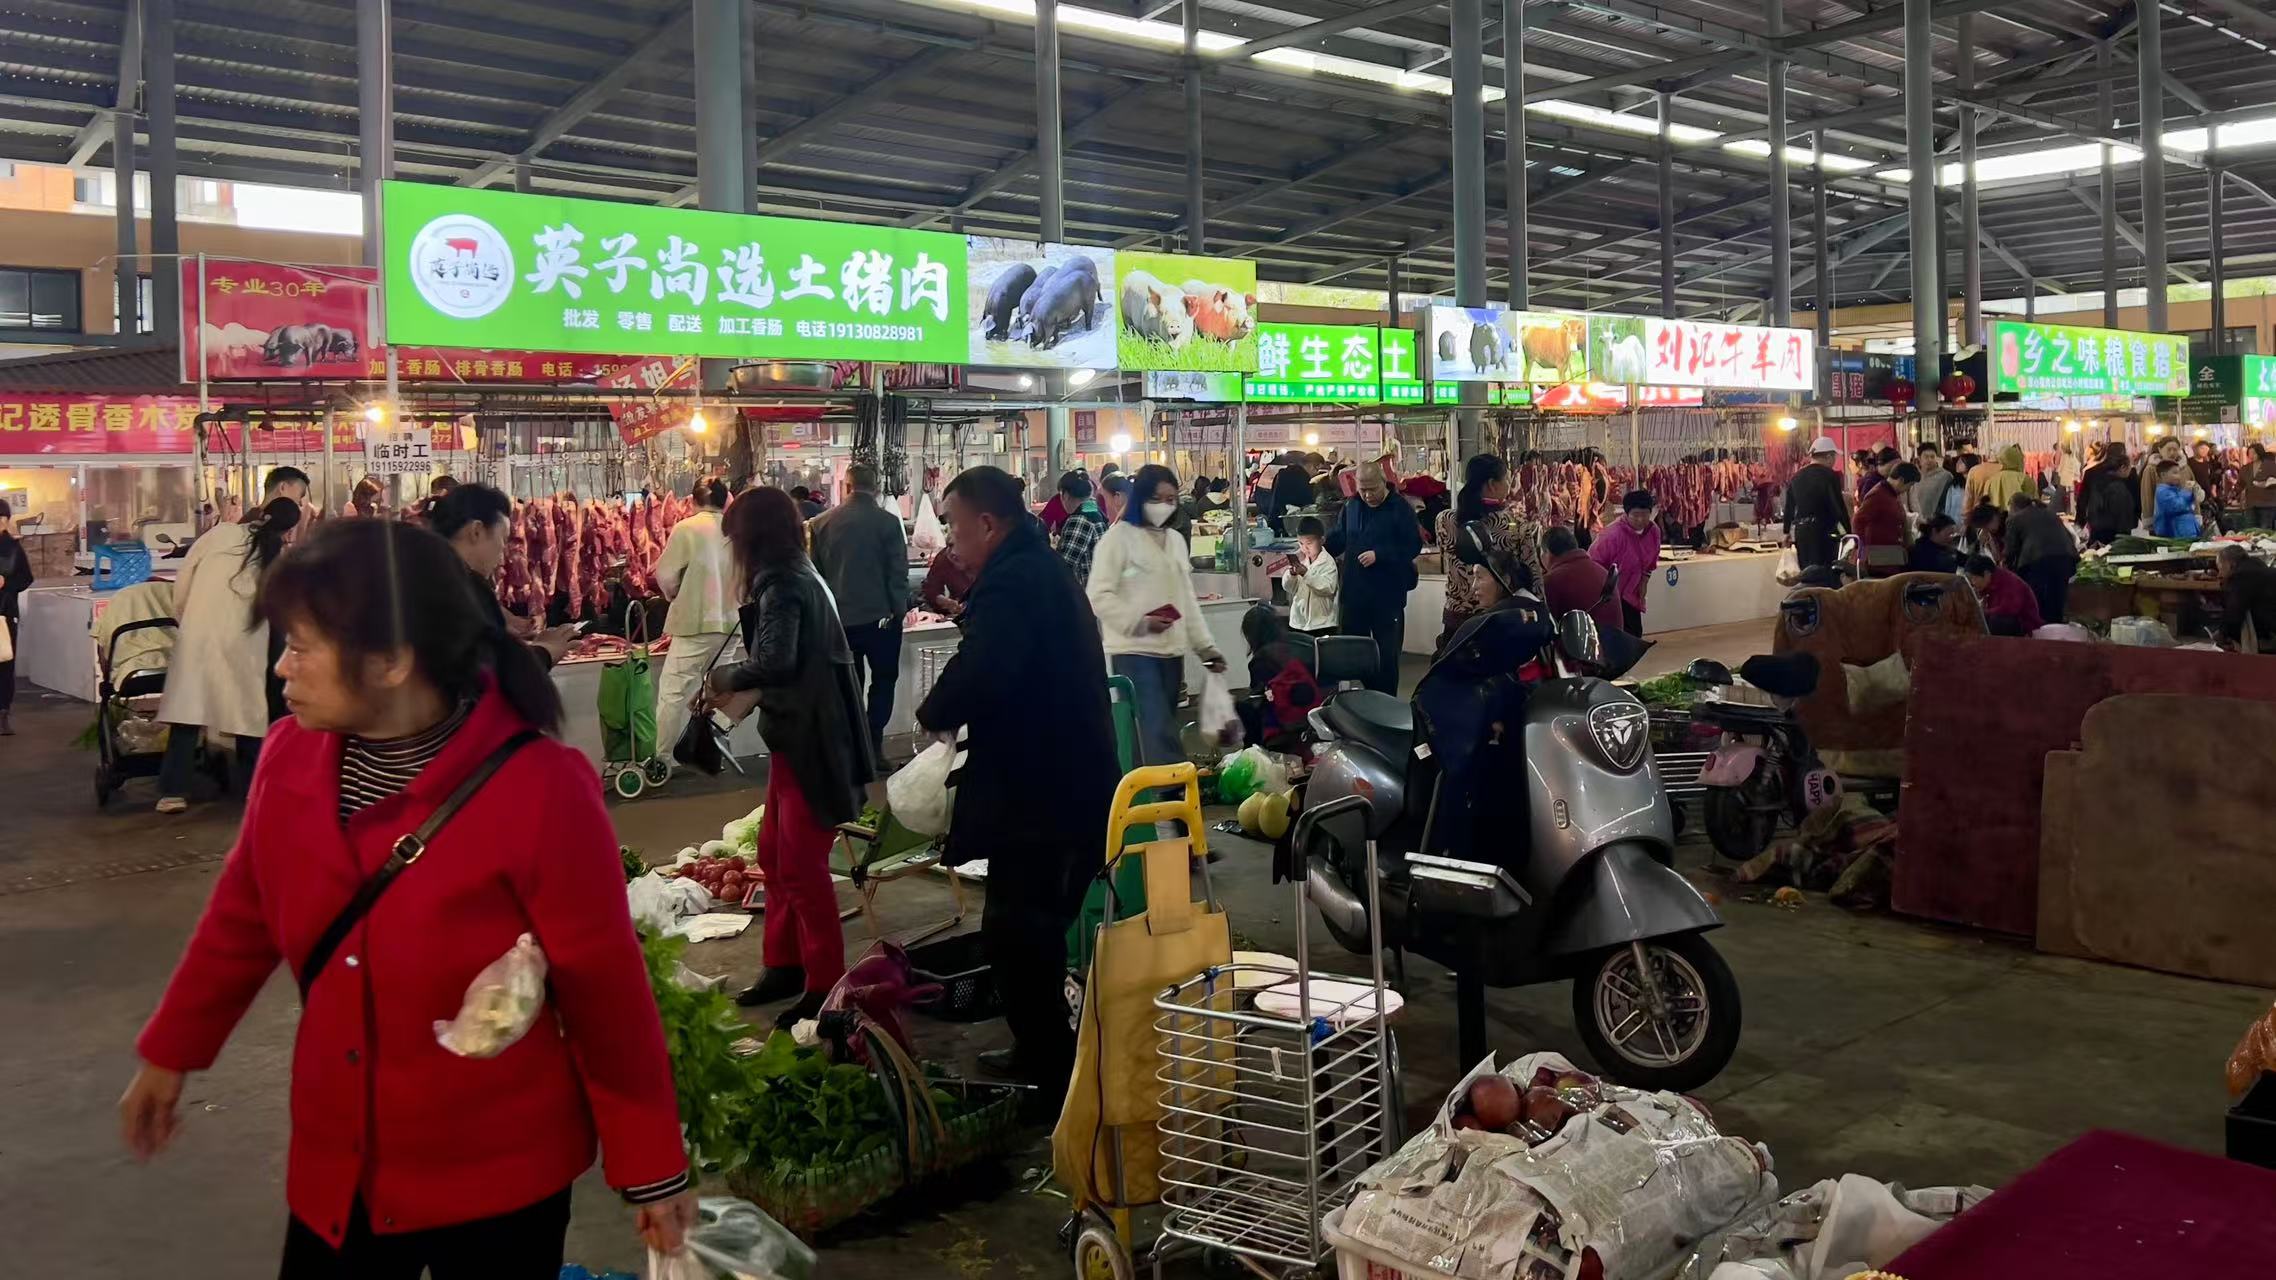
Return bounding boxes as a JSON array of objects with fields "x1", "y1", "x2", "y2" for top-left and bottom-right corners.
[{"x1": 298, "y1": 730, "x2": 542, "y2": 997}]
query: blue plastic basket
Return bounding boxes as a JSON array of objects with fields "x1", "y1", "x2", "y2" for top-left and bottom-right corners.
[{"x1": 92, "y1": 543, "x2": 152, "y2": 591}]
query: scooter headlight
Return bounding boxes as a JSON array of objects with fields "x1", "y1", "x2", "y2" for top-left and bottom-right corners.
[{"x1": 1584, "y1": 700, "x2": 1651, "y2": 772}]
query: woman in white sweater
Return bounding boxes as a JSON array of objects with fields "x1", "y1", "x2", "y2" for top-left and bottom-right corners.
[{"x1": 1087, "y1": 464, "x2": 1226, "y2": 770}]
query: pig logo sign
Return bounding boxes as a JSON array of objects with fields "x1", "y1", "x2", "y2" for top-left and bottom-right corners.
[{"x1": 406, "y1": 214, "x2": 515, "y2": 320}]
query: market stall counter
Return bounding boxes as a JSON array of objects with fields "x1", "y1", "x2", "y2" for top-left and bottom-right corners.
[
  {"x1": 551, "y1": 598, "x2": 1258, "y2": 772},
  {"x1": 1640, "y1": 550, "x2": 1788, "y2": 635}
]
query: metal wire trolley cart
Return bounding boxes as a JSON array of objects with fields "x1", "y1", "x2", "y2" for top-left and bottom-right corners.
[{"x1": 1063, "y1": 790, "x2": 1402, "y2": 1280}]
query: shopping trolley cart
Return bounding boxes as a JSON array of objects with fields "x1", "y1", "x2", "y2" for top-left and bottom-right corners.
[{"x1": 1062, "y1": 791, "x2": 1403, "y2": 1280}]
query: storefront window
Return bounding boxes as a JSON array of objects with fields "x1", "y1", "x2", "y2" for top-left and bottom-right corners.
[{"x1": 82, "y1": 464, "x2": 193, "y2": 543}]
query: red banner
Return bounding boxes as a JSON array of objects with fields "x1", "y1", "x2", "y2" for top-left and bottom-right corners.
[
  {"x1": 0, "y1": 394, "x2": 207, "y2": 455},
  {"x1": 1531, "y1": 382, "x2": 1706, "y2": 414},
  {"x1": 602, "y1": 356, "x2": 698, "y2": 446},
  {"x1": 0, "y1": 394, "x2": 473, "y2": 457},
  {"x1": 180, "y1": 261, "x2": 640, "y2": 384}
]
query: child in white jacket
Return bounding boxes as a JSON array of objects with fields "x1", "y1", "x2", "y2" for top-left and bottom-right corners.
[
  {"x1": 1087, "y1": 465, "x2": 1226, "y2": 770},
  {"x1": 1285, "y1": 515, "x2": 1340, "y2": 635}
]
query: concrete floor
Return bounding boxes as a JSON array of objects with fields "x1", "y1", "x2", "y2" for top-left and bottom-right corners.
[{"x1": 2, "y1": 621, "x2": 2267, "y2": 1278}]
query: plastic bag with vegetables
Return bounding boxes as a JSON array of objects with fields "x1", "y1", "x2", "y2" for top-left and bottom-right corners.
[{"x1": 434, "y1": 934, "x2": 548, "y2": 1059}]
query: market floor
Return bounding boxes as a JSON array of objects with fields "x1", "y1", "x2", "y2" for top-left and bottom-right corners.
[{"x1": 1, "y1": 631, "x2": 2265, "y2": 1279}]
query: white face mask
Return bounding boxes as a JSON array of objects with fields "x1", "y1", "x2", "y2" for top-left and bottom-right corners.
[
  {"x1": 1143, "y1": 501, "x2": 1177, "y2": 527},
  {"x1": 1206, "y1": 491, "x2": 1228, "y2": 505}
]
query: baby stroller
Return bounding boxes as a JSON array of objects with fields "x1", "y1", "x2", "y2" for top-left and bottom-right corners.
[{"x1": 93, "y1": 616, "x2": 181, "y2": 807}]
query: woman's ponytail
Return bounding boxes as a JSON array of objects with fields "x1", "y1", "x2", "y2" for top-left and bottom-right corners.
[{"x1": 487, "y1": 625, "x2": 563, "y2": 735}]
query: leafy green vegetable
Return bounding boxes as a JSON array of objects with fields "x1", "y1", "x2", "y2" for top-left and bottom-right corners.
[
  {"x1": 621, "y1": 845, "x2": 648, "y2": 881},
  {"x1": 1631, "y1": 673, "x2": 1698, "y2": 708},
  {"x1": 638, "y1": 928, "x2": 895, "y2": 1176}
]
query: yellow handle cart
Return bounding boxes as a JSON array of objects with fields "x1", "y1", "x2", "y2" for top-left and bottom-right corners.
[{"x1": 1054, "y1": 782, "x2": 1402, "y2": 1280}]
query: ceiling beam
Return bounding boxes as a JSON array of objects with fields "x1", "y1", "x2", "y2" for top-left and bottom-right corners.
[
  {"x1": 2190, "y1": 0, "x2": 2276, "y2": 43},
  {"x1": 1211, "y1": 0, "x2": 1445, "y2": 61},
  {"x1": 2069, "y1": 188, "x2": 2202, "y2": 283},
  {"x1": 457, "y1": 7, "x2": 694, "y2": 188},
  {"x1": 659, "y1": 46, "x2": 963, "y2": 206},
  {"x1": 65, "y1": 0, "x2": 139, "y2": 167},
  {"x1": 899, "y1": 84, "x2": 1156, "y2": 230},
  {"x1": 1523, "y1": 50, "x2": 1755, "y2": 105}
]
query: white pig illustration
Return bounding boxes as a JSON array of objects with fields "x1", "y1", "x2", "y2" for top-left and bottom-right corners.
[{"x1": 1119, "y1": 269, "x2": 1194, "y2": 348}]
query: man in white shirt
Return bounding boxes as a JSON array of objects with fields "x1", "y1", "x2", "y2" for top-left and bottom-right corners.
[{"x1": 653, "y1": 479, "x2": 738, "y2": 760}]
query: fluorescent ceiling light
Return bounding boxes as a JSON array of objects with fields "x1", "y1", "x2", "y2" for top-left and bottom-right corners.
[
  {"x1": 1530, "y1": 99, "x2": 1720, "y2": 142},
  {"x1": 1719, "y1": 139, "x2": 1875, "y2": 171}
]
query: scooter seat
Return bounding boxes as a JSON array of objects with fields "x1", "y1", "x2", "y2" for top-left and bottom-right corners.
[
  {"x1": 1737, "y1": 651, "x2": 1821, "y2": 700},
  {"x1": 1324, "y1": 689, "x2": 1413, "y2": 759}
]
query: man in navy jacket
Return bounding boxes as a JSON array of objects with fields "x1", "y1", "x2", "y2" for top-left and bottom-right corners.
[{"x1": 1329, "y1": 462, "x2": 1424, "y2": 693}]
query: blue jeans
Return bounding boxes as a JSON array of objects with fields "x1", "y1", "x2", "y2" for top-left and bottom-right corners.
[{"x1": 1111, "y1": 653, "x2": 1185, "y2": 769}]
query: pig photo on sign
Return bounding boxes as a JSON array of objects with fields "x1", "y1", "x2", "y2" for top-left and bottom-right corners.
[
  {"x1": 1009, "y1": 264, "x2": 1060, "y2": 344},
  {"x1": 263, "y1": 323, "x2": 336, "y2": 367},
  {"x1": 1180, "y1": 281, "x2": 1256, "y2": 342},
  {"x1": 324, "y1": 329, "x2": 361, "y2": 362},
  {"x1": 963, "y1": 236, "x2": 1117, "y2": 371},
  {"x1": 981, "y1": 262, "x2": 1036, "y2": 341},
  {"x1": 1025, "y1": 267, "x2": 1098, "y2": 349},
  {"x1": 1120, "y1": 270, "x2": 1193, "y2": 348},
  {"x1": 1437, "y1": 330, "x2": 1457, "y2": 363}
]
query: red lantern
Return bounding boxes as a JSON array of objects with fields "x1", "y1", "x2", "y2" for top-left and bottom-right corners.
[
  {"x1": 1887, "y1": 377, "x2": 1917, "y2": 408},
  {"x1": 1939, "y1": 373, "x2": 1977, "y2": 405}
]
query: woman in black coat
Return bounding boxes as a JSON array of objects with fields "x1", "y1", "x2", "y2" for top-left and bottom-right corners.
[
  {"x1": 0, "y1": 499, "x2": 32, "y2": 735},
  {"x1": 707, "y1": 487, "x2": 877, "y2": 1024}
]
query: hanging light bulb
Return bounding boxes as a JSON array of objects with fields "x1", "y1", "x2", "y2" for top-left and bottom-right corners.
[
  {"x1": 1775, "y1": 416, "x2": 1799, "y2": 432},
  {"x1": 1304, "y1": 431, "x2": 1321, "y2": 446},
  {"x1": 686, "y1": 410, "x2": 709, "y2": 435},
  {"x1": 2192, "y1": 426, "x2": 2209, "y2": 440},
  {"x1": 1109, "y1": 432, "x2": 1132, "y2": 453},
  {"x1": 1066, "y1": 368, "x2": 1096, "y2": 389},
  {"x1": 2062, "y1": 419, "x2": 2081, "y2": 434},
  {"x1": 364, "y1": 404, "x2": 386, "y2": 424},
  {"x1": 2147, "y1": 422, "x2": 2165, "y2": 437}
]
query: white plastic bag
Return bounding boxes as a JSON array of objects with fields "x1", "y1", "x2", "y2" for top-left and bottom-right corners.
[
  {"x1": 433, "y1": 934, "x2": 548, "y2": 1059},
  {"x1": 628, "y1": 870, "x2": 715, "y2": 932},
  {"x1": 1195, "y1": 672, "x2": 1241, "y2": 747},
  {"x1": 682, "y1": 1196, "x2": 816, "y2": 1279},
  {"x1": 1774, "y1": 545, "x2": 1802, "y2": 586},
  {"x1": 909, "y1": 493, "x2": 946, "y2": 557},
  {"x1": 886, "y1": 738, "x2": 959, "y2": 836}
]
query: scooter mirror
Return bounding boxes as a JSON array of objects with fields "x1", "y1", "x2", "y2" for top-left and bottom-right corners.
[
  {"x1": 1684, "y1": 658, "x2": 1733, "y2": 685},
  {"x1": 1557, "y1": 610, "x2": 1603, "y2": 669}
]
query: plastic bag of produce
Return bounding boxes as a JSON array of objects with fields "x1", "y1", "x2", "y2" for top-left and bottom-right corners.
[
  {"x1": 1194, "y1": 672, "x2": 1241, "y2": 748},
  {"x1": 1214, "y1": 746, "x2": 1292, "y2": 805},
  {"x1": 679, "y1": 1196, "x2": 817, "y2": 1279},
  {"x1": 1336, "y1": 1051, "x2": 1774, "y2": 1280},
  {"x1": 433, "y1": 934, "x2": 548, "y2": 1059},
  {"x1": 629, "y1": 870, "x2": 716, "y2": 933},
  {"x1": 2108, "y1": 615, "x2": 2177, "y2": 647},
  {"x1": 886, "y1": 738, "x2": 960, "y2": 837}
]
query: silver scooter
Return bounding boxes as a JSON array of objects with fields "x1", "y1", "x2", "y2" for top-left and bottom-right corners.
[{"x1": 1292, "y1": 535, "x2": 1741, "y2": 1092}]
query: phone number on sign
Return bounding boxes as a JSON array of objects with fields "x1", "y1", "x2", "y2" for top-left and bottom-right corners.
[{"x1": 797, "y1": 321, "x2": 928, "y2": 344}]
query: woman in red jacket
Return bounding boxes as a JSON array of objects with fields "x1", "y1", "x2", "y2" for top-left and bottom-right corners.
[{"x1": 119, "y1": 519, "x2": 693, "y2": 1275}]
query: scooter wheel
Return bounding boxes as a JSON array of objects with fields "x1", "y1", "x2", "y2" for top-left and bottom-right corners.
[
  {"x1": 1703, "y1": 781, "x2": 1777, "y2": 861},
  {"x1": 1573, "y1": 933, "x2": 1742, "y2": 1094}
]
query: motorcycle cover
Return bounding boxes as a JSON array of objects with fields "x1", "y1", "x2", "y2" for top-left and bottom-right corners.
[{"x1": 1416, "y1": 603, "x2": 1558, "y2": 862}]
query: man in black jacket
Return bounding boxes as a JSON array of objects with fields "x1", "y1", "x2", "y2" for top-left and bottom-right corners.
[
  {"x1": 810, "y1": 464, "x2": 909, "y2": 758},
  {"x1": 1269, "y1": 453, "x2": 1314, "y2": 534},
  {"x1": 1782, "y1": 436, "x2": 1851, "y2": 572},
  {"x1": 2004, "y1": 493, "x2": 2078, "y2": 626},
  {"x1": 918, "y1": 466, "x2": 1118, "y2": 1091},
  {"x1": 1330, "y1": 462, "x2": 1424, "y2": 693}
]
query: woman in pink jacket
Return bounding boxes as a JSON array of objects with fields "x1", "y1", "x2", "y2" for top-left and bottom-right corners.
[{"x1": 1587, "y1": 489, "x2": 1662, "y2": 636}]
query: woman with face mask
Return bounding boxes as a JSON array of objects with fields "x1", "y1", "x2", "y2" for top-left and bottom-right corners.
[{"x1": 1086, "y1": 464, "x2": 1227, "y2": 773}]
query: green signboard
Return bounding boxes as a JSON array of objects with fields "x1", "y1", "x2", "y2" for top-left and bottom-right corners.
[
  {"x1": 1988, "y1": 319, "x2": 2187, "y2": 397},
  {"x1": 1381, "y1": 329, "x2": 1428, "y2": 403},
  {"x1": 382, "y1": 181, "x2": 969, "y2": 362},
  {"x1": 1245, "y1": 321, "x2": 1380, "y2": 402}
]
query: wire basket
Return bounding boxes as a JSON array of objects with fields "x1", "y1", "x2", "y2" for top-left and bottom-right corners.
[{"x1": 1149, "y1": 797, "x2": 1398, "y2": 1274}]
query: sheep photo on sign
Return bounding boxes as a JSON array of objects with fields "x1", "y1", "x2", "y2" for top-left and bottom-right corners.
[{"x1": 1588, "y1": 313, "x2": 1650, "y2": 386}]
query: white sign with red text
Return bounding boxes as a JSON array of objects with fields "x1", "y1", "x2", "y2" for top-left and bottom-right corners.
[{"x1": 1642, "y1": 319, "x2": 1814, "y2": 391}]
